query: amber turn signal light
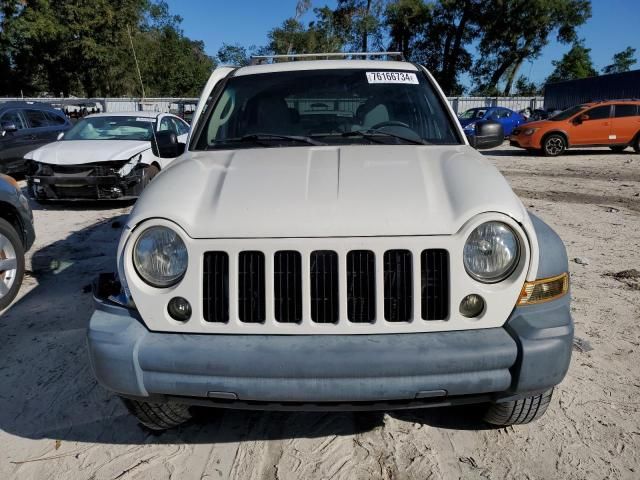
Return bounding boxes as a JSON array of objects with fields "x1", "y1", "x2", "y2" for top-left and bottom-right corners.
[{"x1": 517, "y1": 272, "x2": 569, "y2": 306}]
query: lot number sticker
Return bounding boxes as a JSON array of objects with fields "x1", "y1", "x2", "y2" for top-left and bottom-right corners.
[{"x1": 366, "y1": 72, "x2": 419, "y2": 84}]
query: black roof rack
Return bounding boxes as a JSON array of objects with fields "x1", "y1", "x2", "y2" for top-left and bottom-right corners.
[{"x1": 250, "y1": 52, "x2": 404, "y2": 65}]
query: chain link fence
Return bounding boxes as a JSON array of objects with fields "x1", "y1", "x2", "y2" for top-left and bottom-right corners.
[{"x1": 1, "y1": 96, "x2": 545, "y2": 116}]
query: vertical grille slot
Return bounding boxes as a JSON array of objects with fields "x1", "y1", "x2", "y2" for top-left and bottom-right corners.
[
  {"x1": 347, "y1": 250, "x2": 375, "y2": 323},
  {"x1": 238, "y1": 251, "x2": 265, "y2": 323},
  {"x1": 310, "y1": 250, "x2": 339, "y2": 324},
  {"x1": 274, "y1": 251, "x2": 302, "y2": 323},
  {"x1": 203, "y1": 252, "x2": 229, "y2": 323},
  {"x1": 421, "y1": 249, "x2": 449, "y2": 320},
  {"x1": 383, "y1": 250, "x2": 413, "y2": 322}
]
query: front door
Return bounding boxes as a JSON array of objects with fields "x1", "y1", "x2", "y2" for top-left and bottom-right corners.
[{"x1": 569, "y1": 105, "x2": 612, "y2": 145}]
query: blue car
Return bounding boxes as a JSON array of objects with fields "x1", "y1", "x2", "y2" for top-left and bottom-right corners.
[{"x1": 458, "y1": 107, "x2": 525, "y2": 137}]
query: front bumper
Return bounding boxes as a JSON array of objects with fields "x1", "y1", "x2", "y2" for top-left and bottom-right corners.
[
  {"x1": 87, "y1": 277, "x2": 573, "y2": 410},
  {"x1": 28, "y1": 172, "x2": 143, "y2": 200},
  {"x1": 510, "y1": 136, "x2": 536, "y2": 149}
]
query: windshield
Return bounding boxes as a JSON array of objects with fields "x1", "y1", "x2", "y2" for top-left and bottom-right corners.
[
  {"x1": 64, "y1": 116, "x2": 156, "y2": 141},
  {"x1": 194, "y1": 68, "x2": 461, "y2": 149},
  {"x1": 459, "y1": 108, "x2": 486, "y2": 120},
  {"x1": 549, "y1": 105, "x2": 586, "y2": 121}
]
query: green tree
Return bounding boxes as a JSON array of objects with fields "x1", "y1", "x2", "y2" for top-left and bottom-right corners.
[
  {"x1": 602, "y1": 46, "x2": 637, "y2": 74},
  {"x1": 411, "y1": 0, "x2": 484, "y2": 95},
  {"x1": 473, "y1": 0, "x2": 591, "y2": 95},
  {"x1": 334, "y1": 0, "x2": 385, "y2": 52},
  {"x1": 545, "y1": 40, "x2": 597, "y2": 84},
  {"x1": 0, "y1": 0, "x2": 214, "y2": 97},
  {"x1": 384, "y1": 0, "x2": 430, "y2": 59},
  {"x1": 514, "y1": 76, "x2": 540, "y2": 95},
  {"x1": 267, "y1": 7, "x2": 347, "y2": 56},
  {"x1": 217, "y1": 43, "x2": 251, "y2": 66}
]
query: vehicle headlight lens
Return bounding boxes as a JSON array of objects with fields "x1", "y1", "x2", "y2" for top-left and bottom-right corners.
[
  {"x1": 523, "y1": 128, "x2": 538, "y2": 136},
  {"x1": 464, "y1": 122, "x2": 476, "y2": 131},
  {"x1": 463, "y1": 222, "x2": 520, "y2": 283},
  {"x1": 133, "y1": 226, "x2": 188, "y2": 287}
]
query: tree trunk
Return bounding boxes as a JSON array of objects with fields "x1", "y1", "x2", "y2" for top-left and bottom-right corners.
[
  {"x1": 503, "y1": 57, "x2": 524, "y2": 95},
  {"x1": 487, "y1": 57, "x2": 514, "y2": 92},
  {"x1": 362, "y1": 0, "x2": 371, "y2": 52},
  {"x1": 441, "y1": 2, "x2": 470, "y2": 94}
]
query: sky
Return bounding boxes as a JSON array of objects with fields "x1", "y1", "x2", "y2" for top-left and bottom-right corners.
[{"x1": 165, "y1": 0, "x2": 639, "y2": 89}]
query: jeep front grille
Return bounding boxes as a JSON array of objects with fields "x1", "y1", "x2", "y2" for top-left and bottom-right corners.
[
  {"x1": 347, "y1": 250, "x2": 376, "y2": 323},
  {"x1": 202, "y1": 249, "x2": 449, "y2": 326},
  {"x1": 421, "y1": 249, "x2": 449, "y2": 320},
  {"x1": 310, "y1": 250, "x2": 339, "y2": 324},
  {"x1": 384, "y1": 250, "x2": 413, "y2": 322},
  {"x1": 203, "y1": 252, "x2": 229, "y2": 323},
  {"x1": 238, "y1": 251, "x2": 265, "y2": 323},
  {"x1": 274, "y1": 251, "x2": 302, "y2": 323}
]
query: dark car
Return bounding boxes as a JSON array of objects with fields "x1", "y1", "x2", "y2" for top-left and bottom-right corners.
[
  {"x1": 459, "y1": 106, "x2": 525, "y2": 137},
  {"x1": 0, "y1": 174, "x2": 35, "y2": 310},
  {"x1": 0, "y1": 102, "x2": 72, "y2": 175}
]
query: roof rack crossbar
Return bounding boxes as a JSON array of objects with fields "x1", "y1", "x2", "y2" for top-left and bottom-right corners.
[{"x1": 250, "y1": 52, "x2": 404, "y2": 65}]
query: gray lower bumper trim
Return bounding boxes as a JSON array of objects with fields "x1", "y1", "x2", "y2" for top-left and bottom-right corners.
[
  {"x1": 87, "y1": 302, "x2": 518, "y2": 403},
  {"x1": 87, "y1": 291, "x2": 573, "y2": 406}
]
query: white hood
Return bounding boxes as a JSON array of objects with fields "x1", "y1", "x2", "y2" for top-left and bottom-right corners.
[
  {"x1": 128, "y1": 145, "x2": 527, "y2": 238},
  {"x1": 26, "y1": 140, "x2": 150, "y2": 165}
]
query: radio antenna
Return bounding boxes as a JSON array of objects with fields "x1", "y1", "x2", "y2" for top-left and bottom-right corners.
[{"x1": 127, "y1": 25, "x2": 146, "y2": 100}]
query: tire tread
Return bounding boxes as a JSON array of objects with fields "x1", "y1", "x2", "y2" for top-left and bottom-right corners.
[
  {"x1": 484, "y1": 388, "x2": 553, "y2": 426},
  {"x1": 121, "y1": 398, "x2": 192, "y2": 431}
]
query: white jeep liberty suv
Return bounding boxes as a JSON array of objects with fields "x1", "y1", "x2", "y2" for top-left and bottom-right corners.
[{"x1": 87, "y1": 56, "x2": 572, "y2": 431}]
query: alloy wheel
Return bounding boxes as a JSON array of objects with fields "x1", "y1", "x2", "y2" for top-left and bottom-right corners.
[
  {"x1": 545, "y1": 137, "x2": 564, "y2": 156},
  {"x1": 0, "y1": 232, "x2": 18, "y2": 300}
]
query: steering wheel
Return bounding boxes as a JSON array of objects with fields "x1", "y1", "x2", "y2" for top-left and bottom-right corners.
[{"x1": 369, "y1": 120, "x2": 411, "y2": 130}]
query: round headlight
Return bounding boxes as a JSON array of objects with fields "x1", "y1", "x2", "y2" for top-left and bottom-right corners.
[
  {"x1": 133, "y1": 226, "x2": 188, "y2": 287},
  {"x1": 463, "y1": 221, "x2": 520, "y2": 283}
]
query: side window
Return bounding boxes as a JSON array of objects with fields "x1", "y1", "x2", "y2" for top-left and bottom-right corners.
[
  {"x1": 614, "y1": 104, "x2": 638, "y2": 118},
  {"x1": 24, "y1": 109, "x2": 49, "y2": 128},
  {"x1": 44, "y1": 111, "x2": 67, "y2": 125},
  {"x1": 174, "y1": 118, "x2": 190, "y2": 135},
  {"x1": 0, "y1": 110, "x2": 27, "y2": 129},
  {"x1": 159, "y1": 117, "x2": 175, "y2": 132},
  {"x1": 584, "y1": 106, "x2": 610, "y2": 121}
]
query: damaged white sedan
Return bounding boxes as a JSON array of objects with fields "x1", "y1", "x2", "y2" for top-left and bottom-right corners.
[{"x1": 25, "y1": 111, "x2": 189, "y2": 201}]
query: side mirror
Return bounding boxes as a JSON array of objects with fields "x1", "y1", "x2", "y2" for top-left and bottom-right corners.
[
  {"x1": 467, "y1": 120, "x2": 504, "y2": 150},
  {"x1": 57, "y1": 132, "x2": 65, "y2": 140},
  {"x1": 573, "y1": 114, "x2": 588, "y2": 125},
  {"x1": 1, "y1": 122, "x2": 17, "y2": 136},
  {"x1": 151, "y1": 130, "x2": 186, "y2": 158}
]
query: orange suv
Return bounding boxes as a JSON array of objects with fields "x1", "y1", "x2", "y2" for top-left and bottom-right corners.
[{"x1": 510, "y1": 100, "x2": 640, "y2": 156}]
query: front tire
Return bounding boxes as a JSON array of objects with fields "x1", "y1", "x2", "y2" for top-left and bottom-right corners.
[
  {"x1": 633, "y1": 134, "x2": 640, "y2": 153},
  {"x1": 542, "y1": 134, "x2": 566, "y2": 157},
  {"x1": 484, "y1": 388, "x2": 553, "y2": 426},
  {"x1": 121, "y1": 397, "x2": 193, "y2": 431},
  {"x1": 0, "y1": 218, "x2": 25, "y2": 311}
]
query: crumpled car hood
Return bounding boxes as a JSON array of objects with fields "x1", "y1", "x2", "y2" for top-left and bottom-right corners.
[
  {"x1": 25, "y1": 140, "x2": 150, "y2": 165},
  {"x1": 128, "y1": 145, "x2": 527, "y2": 238}
]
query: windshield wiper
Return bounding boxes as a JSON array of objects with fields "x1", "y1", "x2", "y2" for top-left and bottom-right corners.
[
  {"x1": 342, "y1": 129, "x2": 430, "y2": 145},
  {"x1": 208, "y1": 133, "x2": 326, "y2": 149},
  {"x1": 241, "y1": 133, "x2": 326, "y2": 146}
]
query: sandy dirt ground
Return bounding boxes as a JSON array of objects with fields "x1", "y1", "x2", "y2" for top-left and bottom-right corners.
[{"x1": 1, "y1": 143, "x2": 639, "y2": 480}]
